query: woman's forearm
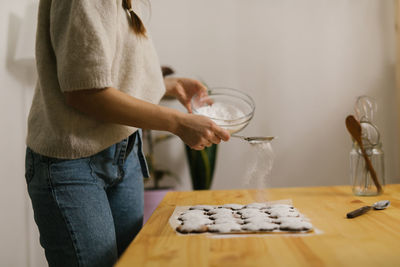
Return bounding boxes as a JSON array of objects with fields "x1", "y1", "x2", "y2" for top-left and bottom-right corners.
[
  {"x1": 64, "y1": 87, "x2": 183, "y2": 134},
  {"x1": 64, "y1": 86, "x2": 230, "y2": 149}
]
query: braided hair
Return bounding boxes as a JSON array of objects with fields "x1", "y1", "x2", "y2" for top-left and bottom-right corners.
[{"x1": 123, "y1": 0, "x2": 147, "y2": 37}]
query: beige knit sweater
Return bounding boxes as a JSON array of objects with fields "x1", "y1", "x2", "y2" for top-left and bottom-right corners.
[{"x1": 27, "y1": 0, "x2": 165, "y2": 159}]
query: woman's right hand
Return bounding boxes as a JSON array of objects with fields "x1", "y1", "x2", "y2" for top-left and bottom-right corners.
[{"x1": 174, "y1": 113, "x2": 230, "y2": 150}]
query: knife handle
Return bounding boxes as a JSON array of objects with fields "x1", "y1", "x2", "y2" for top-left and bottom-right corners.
[{"x1": 346, "y1": 206, "x2": 372, "y2": 218}]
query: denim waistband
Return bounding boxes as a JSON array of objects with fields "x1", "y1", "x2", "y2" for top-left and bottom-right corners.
[
  {"x1": 110, "y1": 129, "x2": 149, "y2": 179},
  {"x1": 27, "y1": 130, "x2": 149, "y2": 180}
]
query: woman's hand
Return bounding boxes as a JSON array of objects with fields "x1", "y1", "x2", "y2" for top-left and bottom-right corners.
[
  {"x1": 163, "y1": 76, "x2": 230, "y2": 149},
  {"x1": 174, "y1": 113, "x2": 230, "y2": 150},
  {"x1": 164, "y1": 77, "x2": 207, "y2": 113}
]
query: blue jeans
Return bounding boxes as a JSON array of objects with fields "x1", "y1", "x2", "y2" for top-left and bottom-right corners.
[{"x1": 25, "y1": 131, "x2": 149, "y2": 267}]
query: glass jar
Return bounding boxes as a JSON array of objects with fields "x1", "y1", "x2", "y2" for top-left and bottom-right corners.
[{"x1": 350, "y1": 142, "x2": 385, "y2": 196}]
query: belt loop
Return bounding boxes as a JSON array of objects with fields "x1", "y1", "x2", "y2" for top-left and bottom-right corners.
[
  {"x1": 118, "y1": 138, "x2": 129, "y2": 166},
  {"x1": 115, "y1": 138, "x2": 129, "y2": 166},
  {"x1": 137, "y1": 129, "x2": 150, "y2": 178},
  {"x1": 125, "y1": 133, "x2": 137, "y2": 160}
]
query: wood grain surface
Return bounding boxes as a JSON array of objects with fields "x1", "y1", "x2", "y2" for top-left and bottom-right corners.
[{"x1": 115, "y1": 185, "x2": 400, "y2": 267}]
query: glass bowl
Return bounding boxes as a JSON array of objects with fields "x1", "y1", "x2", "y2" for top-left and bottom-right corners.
[{"x1": 191, "y1": 87, "x2": 255, "y2": 134}]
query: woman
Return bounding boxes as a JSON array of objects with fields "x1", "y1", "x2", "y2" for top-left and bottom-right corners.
[{"x1": 25, "y1": 1, "x2": 230, "y2": 266}]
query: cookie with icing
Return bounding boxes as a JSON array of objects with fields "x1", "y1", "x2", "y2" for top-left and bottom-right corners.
[
  {"x1": 178, "y1": 211, "x2": 207, "y2": 221},
  {"x1": 242, "y1": 221, "x2": 279, "y2": 232},
  {"x1": 243, "y1": 216, "x2": 273, "y2": 224},
  {"x1": 267, "y1": 206, "x2": 297, "y2": 212},
  {"x1": 209, "y1": 213, "x2": 236, "y2": 220},
  {"x1": 265, "y1": 204, "x2": 294, "y2": 210},
  {"x1": 179, "y1": 216, "x2": 213, "y2": 225},
  {"x1": 189, "y1": 205, "x2": 214, "y2": 211},
  {"x1": 208, "y1": 222, "x2": 242, "y2": 233},
  {"x1": 213, "y1": 217, "x2": 243, "y2": 225},
  {"x1": 238, "y1": 208, "x2": 265, "y2": 218},
  {"x1": 268, "y1": 209, "x2": 300, "y2": 218},
  {"x1": 207, "y1": 208, "x2": 233, "y2": 215},
  {"x1": 219, "y1": 204, "x2": 244, "y2": 210},
  {"x1": 245, "y1": 203, "x2": 268, "y2": 209},
  {"x1": 279, "y1": 220, "x2": 313, "y2": 231},
  {"x1": 179, "y1": 209, "x2": 205, "y2": 216},
  {"x1": 185, "y1": 217, "x2": 214, "y2": 225},
  {"x1": 186, "y1": 209, "x2": 206, "y2": 213},
  {"x1": 176, "y1": 222, "x2": 208, "y2": 234},
  {"x1": 272, "y1": 217, "x2": 308, "y2": 224}
]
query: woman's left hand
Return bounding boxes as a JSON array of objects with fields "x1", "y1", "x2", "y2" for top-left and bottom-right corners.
[{"x1": 164, "y1": 77, "x2": 207, "y2": 113}]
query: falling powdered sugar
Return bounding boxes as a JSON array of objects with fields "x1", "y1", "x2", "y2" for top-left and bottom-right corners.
[
  {"x1": 197, "y1": 101, "x2": 274, "y2": 197},
  {"x1": 196, "y1": 102, "x2": 245, "y2": 121},
  {"x1": 244, "y1": 141, "x2": 275, "y2": 197}
]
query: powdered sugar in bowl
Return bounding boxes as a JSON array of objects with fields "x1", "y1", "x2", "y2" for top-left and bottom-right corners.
[{"x1": 191, "y1": 87, "x2": 255, "y2": 134}]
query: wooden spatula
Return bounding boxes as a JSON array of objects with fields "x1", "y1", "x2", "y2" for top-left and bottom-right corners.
[{"x1": 345, "y1": 115, "x2": 383, "y2": 193}]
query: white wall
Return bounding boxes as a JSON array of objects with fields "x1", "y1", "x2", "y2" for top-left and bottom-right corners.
[
  {"x1": 0, "y1": 0, "x2": 398, "y2": 266},
  {"x1": 148, "y1": 0, "x2": 400, "y2": 190},
  {"x1": 0, "y1": 0, "x2": 44, "y2": 266}
]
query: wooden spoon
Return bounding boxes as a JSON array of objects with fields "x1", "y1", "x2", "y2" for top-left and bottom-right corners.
[{"x1": 345, "y1": 115, "x2": 383, "y2": 193}]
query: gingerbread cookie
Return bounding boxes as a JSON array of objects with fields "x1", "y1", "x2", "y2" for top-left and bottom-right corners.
[
  {"x1": 266, "y1": 204, "x2": 294, "y2": 209},
  {"x1": 243, "y1": 216, "x2": 273, "y2": 224},
  {"x1": 219, "y1": 204, "x2": 244, "y2": 210},
  {"x1": 189, "y1": 205, "x2": 214, "y2": 211},
  {"x1": 279, "y1": 220, "x2": 313, "y2": 231},
  {"x1": 238, "y1": 208, "x2": 265, "y2": 219},
  {"x1": 268, "y1": 209, "x2": 300, "y2": 218},
  {"x1": 272, "y1": 216, "x2": 309, "y2": 224},
  {"x1": 245, "y1": 203, "x2": 268, "y2": 209},
  {"x1": 242, "y1": 221, "x2": 279, "y2": 232},
  {"x1": 213, "y1": 217, "x2": 243, "y2": 224},
  {"x1": 178, "y1": 211, "x2": 207, "y2": 221},
  {"x1": 208, "y1": 222, "x2": 242, "y2": 233},
  {"x1": 176, "y1": 222, "x2": 208, "y2": 234},
  {"x1": 209, "y1": 212, "x2": 236, "y2": 220},
  {"x1": 207, "y1": 208, "x2": 233, "y2": 215}
]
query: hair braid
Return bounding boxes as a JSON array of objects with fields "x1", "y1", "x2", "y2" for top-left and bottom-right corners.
[{"x1": 123, "y1": 0, "x2": 147, "y2": 37}]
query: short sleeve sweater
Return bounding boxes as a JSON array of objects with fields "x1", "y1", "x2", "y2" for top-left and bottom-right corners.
[{"x1": 27, "y1": 0, "x2": 165, "y2": 159}]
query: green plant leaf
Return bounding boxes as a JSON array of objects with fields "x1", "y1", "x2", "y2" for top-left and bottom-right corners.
[{"x1": 185, "y1": 144, "x2": 218, "y2": 190}]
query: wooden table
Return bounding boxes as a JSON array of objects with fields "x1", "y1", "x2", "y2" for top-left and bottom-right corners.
[{"x1": 115, "y1": 185, "x2": 400, "y2": 267}]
